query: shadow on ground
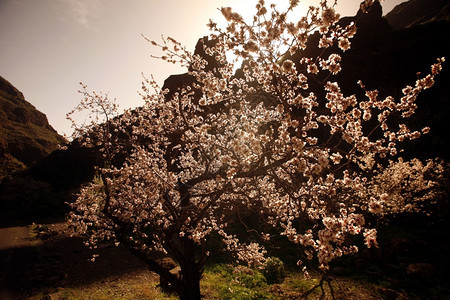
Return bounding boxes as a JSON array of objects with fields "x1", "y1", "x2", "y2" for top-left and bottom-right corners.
[{"x1": 0, "y1": 225, "x2": 152, "y2": 299}]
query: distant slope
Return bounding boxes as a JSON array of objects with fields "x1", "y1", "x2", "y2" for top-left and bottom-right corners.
[
  {"x1": 0, "y1": 76, "x2": 66, "y2": 179},
  {"x1": 385, "y1": 0, "x2": 450, "y2": 29}
]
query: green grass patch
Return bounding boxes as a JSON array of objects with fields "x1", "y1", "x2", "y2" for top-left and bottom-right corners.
[{"x1": 203, "y1": 264, "x2": 273, "y2": 299}]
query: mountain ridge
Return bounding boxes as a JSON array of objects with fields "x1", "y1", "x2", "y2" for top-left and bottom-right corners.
[
  {"x1": 385, "y1": 0, "x2": 450, "y2": 29},
  {"x1": 0, "y1": 76, "x2": 66, "y2": 179}
]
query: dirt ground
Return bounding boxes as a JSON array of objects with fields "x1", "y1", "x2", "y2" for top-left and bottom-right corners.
[
  {"x1": 2, "y1": 219, "x2": 449, "y2": 299},
  {"x1": 0, "y1": 226, "x2": 36, "y2": 299},
  {"x1": 0, "y1": 222, "x2": 159, "y2": 299}
]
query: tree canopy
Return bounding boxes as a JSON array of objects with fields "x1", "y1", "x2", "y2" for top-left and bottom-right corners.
[{"x1": 67, "y1": 1, "x2": 446, "y2": 299}]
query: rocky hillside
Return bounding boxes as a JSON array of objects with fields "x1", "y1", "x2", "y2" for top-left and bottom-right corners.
[
  {"x1": 385, "y1": 0, "x2": 450, "y2": 29},
  {"x1": 301, "y1": 0, "x2": 450, "y2": 160},
  {"x1": 0, "y1": 76, "x2": 66, "y2": 179}
]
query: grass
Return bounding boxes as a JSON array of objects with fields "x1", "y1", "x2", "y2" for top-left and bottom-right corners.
[
  {"x1": 28, "y1": 271, "x2": 177, "y2": 300},
  {"x1": 25, "y1": 263, "x2": 389, "y2": 300},
  {"x1": 202, "y1": 264, "x2": 272, "y2": 299},
  {"x1": 7, "y1": 216, "x2": 450, "y2": 300}
]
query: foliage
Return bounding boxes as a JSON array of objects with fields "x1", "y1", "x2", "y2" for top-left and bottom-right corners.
[
  {"x1": 0, "y1": 153, "x2": 25, "y2": 180},
  {"x1": 206, "y1": 264, "x2": 272, "y2": 300},
  {"x1": 262, "y1": 257, "x2": 286, "y2": 284},
  {"x1": 66, "y1": 0, "x2": 446, "y2": 298},
  {"x1": 0, "y1": 175, "x2": 64, "y2": 220}
]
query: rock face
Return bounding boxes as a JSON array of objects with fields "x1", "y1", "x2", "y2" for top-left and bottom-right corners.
[
  {"x1": 288, "y1": 0, "x2": 450, "y2": 160},
  {"x1": 0, "y1": 76, "x2": 66, "y2": 178},
  {"x1": 385, "y1": 0, "x2": 450, "y2": 29}
]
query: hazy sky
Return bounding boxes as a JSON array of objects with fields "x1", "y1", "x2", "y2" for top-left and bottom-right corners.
[{"x1": 0, "y1": 0, "x2": 404, "y2": 136}]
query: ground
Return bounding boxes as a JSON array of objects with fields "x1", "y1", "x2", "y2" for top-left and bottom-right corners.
[
  {"x1": 0, "y1": 222, "x2": 165, "y2": 299},
  {"x1": 0, "y1": 221, "x2": 443, "y2": 299}
]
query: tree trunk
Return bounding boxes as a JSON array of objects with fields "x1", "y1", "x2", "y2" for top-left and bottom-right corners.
[{"x1": 178, "y1": 258, "x2": 202, "y2": 300}]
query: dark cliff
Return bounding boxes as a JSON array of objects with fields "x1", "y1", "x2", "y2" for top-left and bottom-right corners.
[
  {"x1": 287, "y1": 0, "x2": 449, "y2": 160},
  {"x1": 385, "y1": 0, "x2": 450, "y2": 29}
]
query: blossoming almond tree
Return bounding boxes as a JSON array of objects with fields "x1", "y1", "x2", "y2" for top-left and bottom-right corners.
[{"x1": 67, "y1": 0, "x2": 445, "y2": 299}]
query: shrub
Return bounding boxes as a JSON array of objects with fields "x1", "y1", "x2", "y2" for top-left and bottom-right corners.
[
  {"x1": 214, "y1": 264, "x2": 272, "y2": 300},
  {"x1": 263, "y1": 257, "x2": 286, "y2": 284}
]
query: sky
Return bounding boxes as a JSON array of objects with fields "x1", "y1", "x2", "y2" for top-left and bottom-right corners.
[{"x1": 0, "y1": 0, "x2": 404, "y2": 137}]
